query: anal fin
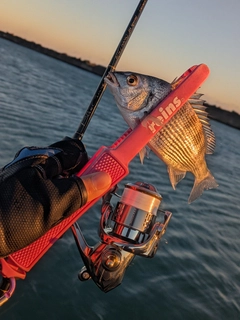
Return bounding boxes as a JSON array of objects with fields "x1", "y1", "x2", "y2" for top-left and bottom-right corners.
[{"x1": 168, "y1": 166, "x2": 186, "y2": 190}]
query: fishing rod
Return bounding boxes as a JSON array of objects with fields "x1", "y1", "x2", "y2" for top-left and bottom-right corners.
[
  {"x1": 73, "y1": 0, "x2": 148, "y2": 140},
  {"x1": 0, "y1": 0, "x2": 149, "y2": 305}
]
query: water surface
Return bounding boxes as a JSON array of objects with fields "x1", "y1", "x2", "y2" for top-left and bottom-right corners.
[{"x1": 0, "y1": 38, "x2": 239, "y2": 320}]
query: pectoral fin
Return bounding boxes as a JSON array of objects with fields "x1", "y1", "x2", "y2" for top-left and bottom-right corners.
[
  {"x1": 168, "y1": 166, "x2": 186, "y2": 190},
  {"x1": 139, "y1": 146, "x2": 151, "y2": 164}
]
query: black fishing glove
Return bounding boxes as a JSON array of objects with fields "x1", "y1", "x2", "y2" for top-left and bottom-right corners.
[{"x1": 0, "y1": 138, "x2": 89, "y2": 258}]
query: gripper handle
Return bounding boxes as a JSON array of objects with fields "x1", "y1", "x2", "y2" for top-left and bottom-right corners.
[{"x1": 2, "y1": 64, "x2": 209, "y2": 275}]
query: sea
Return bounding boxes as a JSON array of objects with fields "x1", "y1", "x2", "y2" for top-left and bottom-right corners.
[{"x1": 0, "y1": 38, "x2": 239, "y2": 320}]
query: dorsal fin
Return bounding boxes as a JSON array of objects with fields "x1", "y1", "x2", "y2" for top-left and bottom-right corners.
[{"x1": 189, "y1": 93, "x2": 216, "y2": 154}]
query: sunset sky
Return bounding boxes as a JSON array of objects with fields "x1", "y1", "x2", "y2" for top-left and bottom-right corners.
[{"x1": 0, "y1": 0, "x2": 239, "y2": 113}]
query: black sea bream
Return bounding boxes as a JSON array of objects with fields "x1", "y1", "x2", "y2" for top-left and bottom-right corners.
[{"x1": 105, "y1": 71, "x2": 218, "y2": 203}]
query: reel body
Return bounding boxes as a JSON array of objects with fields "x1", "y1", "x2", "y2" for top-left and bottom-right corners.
[{"x1": 72, "y1": 181, "x2": 172, "y2": 292}]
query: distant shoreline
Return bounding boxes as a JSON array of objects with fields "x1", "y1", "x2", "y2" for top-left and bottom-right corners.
[{"x1": 0, "y1": 31, "x2": 239, "y2": 130}]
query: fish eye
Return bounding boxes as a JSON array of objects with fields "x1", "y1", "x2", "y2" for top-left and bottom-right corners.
[{"x1": 127, "y1": 74, "x2": 138, "y2": 86}]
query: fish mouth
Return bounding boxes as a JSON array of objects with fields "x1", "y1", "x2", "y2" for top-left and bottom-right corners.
[{"x1": 104, "y1": 72, "x2": 119, "y2": 87}]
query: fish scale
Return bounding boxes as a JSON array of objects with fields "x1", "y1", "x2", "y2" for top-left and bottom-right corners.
[{"x1": 149, "y1": 103, "x2": 204, "y2": 172}]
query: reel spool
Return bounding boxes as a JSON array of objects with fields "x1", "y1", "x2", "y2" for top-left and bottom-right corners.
[{"x1": 110, "y1": 182, "x2": 162, "y2": 244}]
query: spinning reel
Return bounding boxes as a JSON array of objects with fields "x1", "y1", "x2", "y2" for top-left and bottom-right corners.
[{"x1": 71, "y1": 181, "x2": 172, "y2": 292}]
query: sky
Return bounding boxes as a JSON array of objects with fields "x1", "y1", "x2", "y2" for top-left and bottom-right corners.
[{"x1": 0, "y1": 0, "x2": 239, "y2": 113}]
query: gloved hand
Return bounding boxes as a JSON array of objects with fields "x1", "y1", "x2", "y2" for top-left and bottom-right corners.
[
  {"x1": 0, "y1": 138, "x2": 111, "y2": 257},
  {"x1": 47, "y1": 138, "x2": 89, "y2": 177}
]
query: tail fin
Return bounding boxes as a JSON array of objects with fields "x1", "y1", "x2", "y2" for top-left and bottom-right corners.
[{"x1": 188, "y1": 171, "x2": 219, "y2": 204}]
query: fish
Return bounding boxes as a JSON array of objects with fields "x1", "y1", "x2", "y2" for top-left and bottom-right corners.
[{"x1": 104, "y1": 71, "x2": 218, "y2": 203}]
